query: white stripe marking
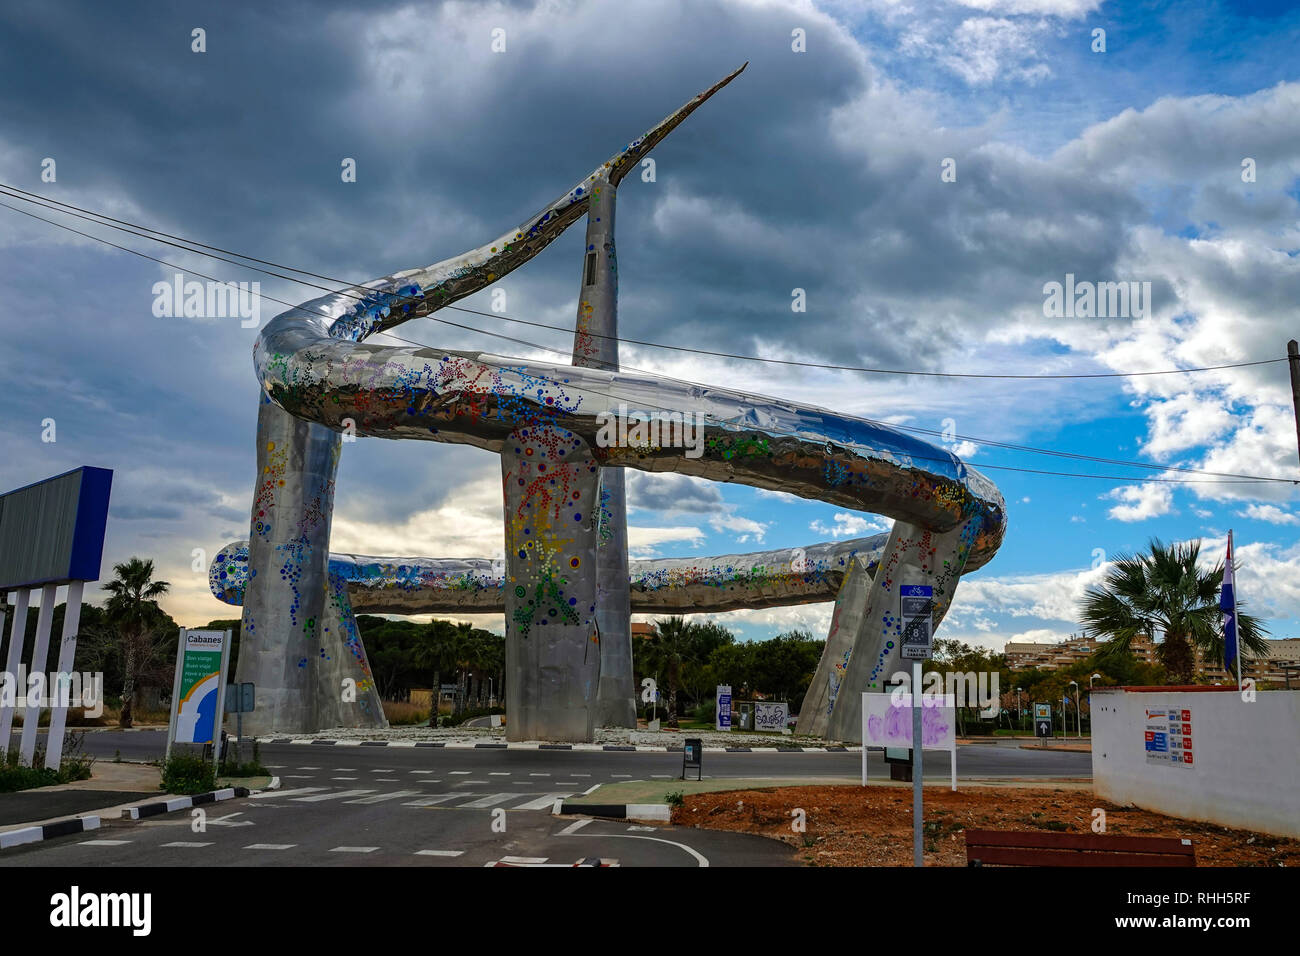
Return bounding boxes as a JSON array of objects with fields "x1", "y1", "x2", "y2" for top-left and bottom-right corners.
[
  {"x1": 245, "y1": 843, "x2": 296, "y2": 850},
  {"x1": 402, "y1": 794, "x2": 462, "y2": 807},
  {"x1": 515, "y1": 793, "x2": 573, "y2": 811},
  {"x1": 79, "y1": 839, "x2": 131, "y2": 846},
  {"x1": 293, "y1": 789, "x2": 375, "y2": 802},
  {"x1": 330, "y1": 846, "x2": 380, "y2": 853},
  {"x1": 559, "y1": 818, "x2": 592, "y2": 835},
  {"x1": 415, "y1": 849, "x2": 464, "y2": 857},
  {"x1": 344, "y1": 790, "x2": 422, "y2": 805},
  {"x1": 251, "y1": 786, "x2": 327, "y2": 799},
  {"x1": 459, "y1": 793, "x2": 517, "y2": 808},
  {"x1": 162, "y1": 841, "x2": 214, "y2": 847}
]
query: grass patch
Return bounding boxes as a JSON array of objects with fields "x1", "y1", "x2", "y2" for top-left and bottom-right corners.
[
  {"x1": 0, "y1": 734, "x2": 95, "y2": 793},
  {"x1": 160, "y1": 752, "x2": 216, "y2": 795}
]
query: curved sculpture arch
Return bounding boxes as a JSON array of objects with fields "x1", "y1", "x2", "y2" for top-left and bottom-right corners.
[{"x1": 234, "y1": 66, "x2": 1006, "y2": 741}]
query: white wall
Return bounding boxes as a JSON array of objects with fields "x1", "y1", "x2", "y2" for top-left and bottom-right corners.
[{"x1": 1091, "y1": 689, "x2": 1300, "y2": 839}]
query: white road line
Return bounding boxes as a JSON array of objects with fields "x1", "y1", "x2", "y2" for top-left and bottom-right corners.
[
  {"x1": 336, "y1": 768, "x2": 356, "y2": 772},
  {"x1": 330, "y1": 846, "x2": 380, "y2": 853},
  {"x1": 489, "y1": 772, "x2": 510, "y2": 776},
  {"x1": 251, "y1": 786, "x2": 327, "y2": 799},
  {"x1": 558, "y1": 818, "x2": 592, "y2": 835},
  {"x1": 375, "y1": 778, "x2": 401, "y2": 782},
  {"x1": 332, "y1": 777, "x2": 358, "y2": 781},
  {"x1": 162, "y1": 841, "x2": 214, "y2": 847},
  {"x1": 563, "y1": 833, "x2": 709, "y2": 867},
  {"x1": 344, "y1": 790, "x2": 422, "y2": 805},
  {"x1": 459, "y1": 793, "x2": 517, "y2": 808},
  {"x1": 499, "y1": 856, "x2": 548, "y2": 864},
  {"x1": 449, "y1": 770, "x2": 471, "y2": 775},
  {"x1": 293, "y1": 789, "x2": 375, "y2": 802},
  {"x1": 284, "y1": 775, "x2": 315, "y2": 779},
  {"x1": 415, "y1": 779, "x2": 443, "y2": 784},
  {"x1": 611, "y1": 774, "x2": 632, "y2": 778},
  {"x1": 402, "y1": 794, "x2": 462, "y2": 807},
  {"x1": 528, "y1": 772, "x2": 550, "y2": 777},
  {"x1": 415, "y1": 849, "x2": 464, "y2": 857},
  {"x1": 571, "y1": 773, "x2": 591, "y2": 777},
  {"x1": 79, "y1": 839, "x2": 131, "y2": 846},
  {"x1": 295, "y1": 766, "x2": 322, "y2": 770},
  {"x1": 515, "y1": 794, "x2": 573, "y2": 811},
  {"x1": 369, "y1": 769, "x2": 395, "y2": 773},
  {"x1": 459, "y1": 779, "x2": 488, "y2": 784},
  {"x1": 651, "y1": 774, "x2": 671, "y2": 779},
  {"x1": 245, "y1": 843, "x2": 297, "y2": 850},
  {"x1": 410, "y1": 770, "x2": 434, "y2": 774}
]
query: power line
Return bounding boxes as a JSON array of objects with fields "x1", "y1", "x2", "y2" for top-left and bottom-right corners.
[
  {"x1": 1, "y1": 193, "x2": 1291, "y2": 487},
  {"x1": 0, "y1": 181, "x2": 1285, "y2": 381}
]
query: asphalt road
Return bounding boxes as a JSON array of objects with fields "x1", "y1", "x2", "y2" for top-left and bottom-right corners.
[{"x1": 4, "y1": 731, "x2": 1089, "y2": 867}]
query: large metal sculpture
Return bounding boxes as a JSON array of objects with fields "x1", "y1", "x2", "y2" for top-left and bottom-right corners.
[{"x1": 230, "y1": 65, "x2": 1006, "y2": 742}]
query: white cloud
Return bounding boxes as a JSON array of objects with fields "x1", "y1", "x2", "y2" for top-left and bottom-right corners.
[
  {"x1": 1104, "y1": 482, "x2": 1175, "y2": 522},
  {"x1": 810, "y1": 512, "x2": 894, "y2": 538},
  {"x1": 627, "y1": 525, "x2": 707, "y2": 559},
  {"x1": 1238, "y1": 503, "x2": 1300, "y2": 526},
  {"x1": 707, "y1": 512, "x2": 769, "y2": 545}
]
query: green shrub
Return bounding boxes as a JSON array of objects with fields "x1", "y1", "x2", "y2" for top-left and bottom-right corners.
[
  {"x1": 161, "y1": 752, "x2": 216, "y2": 795},
  {"x1": 664, "y1": 790, "x2": 685, "y2": 810},
  {"x1": 0, "y1": 736, "x2": 94, "y2": 793}
]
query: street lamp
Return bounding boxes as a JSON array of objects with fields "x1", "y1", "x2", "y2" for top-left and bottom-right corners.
[
  {"x1": 1067, "y1": 680, "x2": 1080, "y2": 738},
  {"x1": 1087, "y1": 673, "x2": 1101, "y2": 736}
]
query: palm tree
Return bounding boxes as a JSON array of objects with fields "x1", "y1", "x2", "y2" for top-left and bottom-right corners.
[
  {"x1": 644, "y1": 617, "x2": 696, "y2": 720},
  {"x1": 102, "y1": 558, "x2": 170, "y2": 728},
  {"x1": 1079, "y1": 538, "x2": 1269, "y2": 684},
  {"x1": 415, "y1": 622, "x2": 459, "y2": 727}
]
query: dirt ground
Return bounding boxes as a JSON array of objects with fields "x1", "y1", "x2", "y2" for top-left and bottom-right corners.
[{"x1": 671, "y1": 785, "x2": 1298, "y2": 866}]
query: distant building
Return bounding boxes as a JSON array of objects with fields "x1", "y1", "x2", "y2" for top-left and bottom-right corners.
[
  {"x1": 1002, "y1": 635, "x2": 1300, "y2": 685},
  {"x1": 631, "y1": 622, "x2": 657, "y2": 639}
]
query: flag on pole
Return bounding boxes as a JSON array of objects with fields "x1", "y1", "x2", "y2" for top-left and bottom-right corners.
[{"x1": 1220, "y1": 531, "x2": 1238, "y2": 675}]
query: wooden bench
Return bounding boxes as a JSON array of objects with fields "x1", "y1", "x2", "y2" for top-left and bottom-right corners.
[{"x1": 964, "y1": 829, "x2": 1196, "y2": 867}]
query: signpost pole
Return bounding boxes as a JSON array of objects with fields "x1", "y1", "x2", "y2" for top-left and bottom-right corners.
[
  {"x1": 911, "y1": 659, "x2": 923, "y2": 867},
  {"x1": 164, "y1": 628, "x2": 186, "y2": 763}
]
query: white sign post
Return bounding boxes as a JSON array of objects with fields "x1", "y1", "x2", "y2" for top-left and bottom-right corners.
[
  {"x1": 716, "y1": 684, "x2": 732, "y2": 731},
  {"x1": 754, "y1": 701, "x2": 789, "y2": 733},
  {"x1": 861, "y1": 692, "x2": 957, "y2": 790}
]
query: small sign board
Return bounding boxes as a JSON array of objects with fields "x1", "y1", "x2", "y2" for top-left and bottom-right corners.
[
  {"x1": 166, "y1": 629, "x2": 232, "y2": 774},
  {"x1": 1144, "y1": 707, "x2": 1194, "y2": 768},
  {"x1": 899, "y1": 585, "x2": 934, "y2": 660},
  {"x1": 1034, "y1": 702, "x2": 1052, "y2": 739},
  {"x1": 682, "y1": 737, "x2": 702, "y2": 781},
  {"x1": 754, "y1": 701, "x2": 789, "y2": 732},
  {"x1": 716, "y1": 684, "x2": 732, "y2": 731},
  {"x1": 225, "y1": 682, "x2": 255, "y2": 714}
]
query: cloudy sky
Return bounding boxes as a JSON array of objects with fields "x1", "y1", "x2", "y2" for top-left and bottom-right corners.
[{"x1": 2, "y1": 0, "x2": 1298, "y2": 651}]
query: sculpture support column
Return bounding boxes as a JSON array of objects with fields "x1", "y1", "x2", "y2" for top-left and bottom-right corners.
[
  {"x1": 821, "y1": 515, "x2": 983, "y2": 743},
  {"x1": 796, "y1": 556, "x2": 872, "y2": 737},
  {"x1": 235, "y1": 394, "x2": 344, "y2": 735},
  {"x1": 572, "y1": 178, "x2": 636, "y2": 728},
  {"x1": 313, "y1": 571, "x2": 387, "y2": 729},
  {"x1": 501, "y1": 424, "x2": 602, "y2": 742}
]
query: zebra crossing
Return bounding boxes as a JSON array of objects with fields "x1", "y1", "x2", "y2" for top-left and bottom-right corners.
[{"x1": 250, "y1": 784, "x2": 574, "y2": 811}]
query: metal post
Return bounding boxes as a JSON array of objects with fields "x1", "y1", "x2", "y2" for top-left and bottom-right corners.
[
  {"x1": 19, "y1": 583, "x2": 57, "y2": 766},
  {"x1": 1288, "y1": 341, "x2": 1300, "y2": 472},
  {"x1": 0, "y1": 590, "x2": 31, "y2": 756},
  {"x1": 44, "y1": 581, "x2": 84, "y2": 770},
  {"x1": 911, "y1": 659, "x2": 923, "y2": 867}
]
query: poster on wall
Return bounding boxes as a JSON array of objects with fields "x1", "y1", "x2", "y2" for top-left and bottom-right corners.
[
  {"x1": 166, "y1": 629, "x2": 231, "y2": 762},
  {"x1": 1144, "y1": 707, "x2": 1193, "y2": 768},
  {"x1": 716, "y1": 685, "x2": 732, "y2": 731}
]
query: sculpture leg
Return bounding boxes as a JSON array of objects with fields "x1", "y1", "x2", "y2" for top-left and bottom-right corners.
[
  {"x1": 501, "y1": 424, "x2": 602, "y2": 742},
  {"x1": 796, "y1": 555, "x2": 872, "y2": 737},
  {"x1": 235, "y1": 394, "x2": 341, "y2": 735},
  {"x1": 572, "y1": 179, "x2": 635, "y2": 728},
  {"x1": 823, "y1": 514, "x2": 983, "y2": 743},
  {"x1": 313, "y1": 571, "x2": 388, "y2": 729}
]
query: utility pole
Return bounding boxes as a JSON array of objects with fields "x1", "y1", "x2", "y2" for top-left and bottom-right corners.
[{"x1": 1287, "y1": 340, "x2": 1300, "y2": 472}]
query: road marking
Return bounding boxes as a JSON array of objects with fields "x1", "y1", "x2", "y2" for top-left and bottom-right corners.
[
  {"x1": 284, "y1": 775, "x2": 315, "y2": 779},
  {"x1": 410, "y1": 770, "x2": 434, "y2": 774},
  {"x1": 369, "y1": 769, "x2": 395, "y2": 774},
  {"x1": 628, "y1": 825, "x2": 658, "y2": 832},
  {"x1": 264, "y1": 764, "x2": 286, "y2": 769},
  {"x1": 489, "y1": 772, "x2": 510, "y2": 776},
  {"x1": 559, "y1": 818, "x2": 592, "y2": 835},
  {"x1": 571, "y1": 773, "x2": 591, "y2": 777},
  {"x1": 295, "y1": 766, "x2": 322, "y2": 770},
  {"x1": 459, "y1": 793, "x2": 517, "y2": 808},
  {"x1": 415, "y1": 849, "x2": 464, "y2": 857},
  {"x1": 528, "y1": 772, "x2": 550, "y2": 777},
  {"x1": 162, "y1": 841, "x2": 214, "y2": 847},
  {"x1": 251, "y1": 786, "x2": 327, "y2": 799},
  {"x1": 375, "y1": 778, "x2": 401, "y2": 782},
  {"x1": 345, "y1": 790, "x2": 422, "y2": 805},
  {"x1": 415, "y1": 779, "x2": 443, "y2": 784},
  {"x1": 515, "y1": 794, "x2": 573, "y2": 811},
  {"x1": 651, "y1": 774, "x2": 671, "y2": 779},
  {"x1": 330, "y1": 846, "x2": 380, "y2": 853},
  {"x1": 499, "y1": 856, "x2": 548, "y2": 864},
  {"x1": 402, "y1": 794, "x2": 462, "y2": 807},
  {"x1": 293, "y1": 789, "x2": 376, "y2": 802},
  {"x1": 336, "y1": 768, "x2": 356, "y2": 772},
  {"x1": 563, "y1": 833, "x2": 710, "y2": 867},
  {"x1": 459, "y1": 779, "x2": 488, "y2": 784},
  {"x1": 449, "y1": 770, "x2": 471, "y2": 775},
  {"x1": 245, "y1": 843, "x2": 296, "y2": 850},
  {"x1": 332, "y1": 776, "x2": 358, "y2": 781},
  {"x1": 611, "y1": 774, "x2": 632, "y2": 778},
  {"x1": 79, "y1": 839, "x2": 131, "y2": 846}
]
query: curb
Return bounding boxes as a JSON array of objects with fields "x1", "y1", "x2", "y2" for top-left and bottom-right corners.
[
  {"x1": 122, "y1": 786, "x2": 250, "y2": 821},
  {"x1": 554, "y1": 802, "x2": 672, "y2": 822},
  {"x1": 0, "y1": 814, "x2": 102, "y2": 851},
  {"x1": 256, "y1": 737, "x2": 857, "y2": 753}
]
